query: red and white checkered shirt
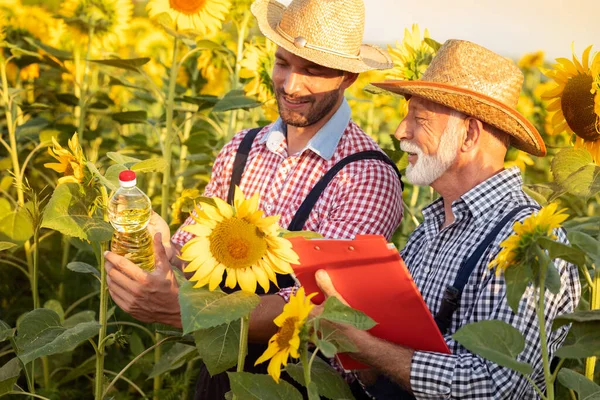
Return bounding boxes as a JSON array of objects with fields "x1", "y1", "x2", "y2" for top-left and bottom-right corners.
[{"x1": 171, "y1": 120, "x2": 403, "y2": 247}]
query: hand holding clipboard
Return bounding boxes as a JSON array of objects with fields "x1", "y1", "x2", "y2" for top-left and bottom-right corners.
[{"x1": 289, "y1": 235, "x2": 450, "y2": 370}]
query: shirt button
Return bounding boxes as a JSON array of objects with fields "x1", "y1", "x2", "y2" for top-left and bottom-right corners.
[
  {"x1": 423, "y1": 267, "x2": 431, "y2": 274},
  {"x1": 265, "y1": 203, "x2": 273, "y2": 211}
]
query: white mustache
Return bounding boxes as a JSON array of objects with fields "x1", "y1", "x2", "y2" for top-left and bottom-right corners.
[{"x1": 400, "y1": 141, "x2": 422, "y2": 155}]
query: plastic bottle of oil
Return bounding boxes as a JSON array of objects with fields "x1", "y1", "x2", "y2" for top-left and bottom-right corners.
[{"x1": 108, "y1": 170, "x2": 155, "y2": 271}]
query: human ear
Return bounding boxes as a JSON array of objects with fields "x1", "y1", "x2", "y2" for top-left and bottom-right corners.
[
  {"x1": 341, "y1": 72, "x2": 359, "y2": 89},
  {"x1": 462, "y1": 117, "x2": 483, "y2": 151}
]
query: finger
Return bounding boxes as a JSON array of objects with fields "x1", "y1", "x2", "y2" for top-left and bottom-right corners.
[
  {"x1": 106, "y1": 263, "x2": 144, "y2": 296},
  {"x1": 104, "y1": 251, "x2": 148, "y2": 282},
  {"x1": 152, "y1": 232, "x2": 172, "y2": 275},
  {"x1": 315, "y1": 269, "x2": 349, "y2": 306}
]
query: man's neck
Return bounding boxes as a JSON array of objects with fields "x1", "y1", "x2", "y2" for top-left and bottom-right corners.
[
  {"x1": 286, "y1": 98, "x2": 343, "y2": 155},
  {"x1": 433, "y1": 163, "x2": 505, "y2": 229}
]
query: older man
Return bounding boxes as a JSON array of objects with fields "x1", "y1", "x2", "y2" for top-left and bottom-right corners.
[{"x1": 316, "y1": 40, "x2": 580, "y2": 399}]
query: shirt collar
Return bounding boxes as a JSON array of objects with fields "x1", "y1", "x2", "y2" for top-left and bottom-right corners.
[
  {"x1": 258, "y1": 98, "x2": 351, "y2": 160},
  {"x1": 420, "y1": 167, "x2": 524, "y2": 230},
  {"x1": 460, "y1": 167, "x2": 524, "y2": 224}
]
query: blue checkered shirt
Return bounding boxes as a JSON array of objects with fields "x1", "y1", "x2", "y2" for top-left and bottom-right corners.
[{"x1": 402, "y1": 167, "x2": 580, "y2": 399}]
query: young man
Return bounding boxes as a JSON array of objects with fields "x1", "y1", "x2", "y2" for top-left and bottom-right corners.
[
  {"x1": 316, "y1": 40, "x2": 581, "y2": 399},
  {"x1": 104, "y1": 0, "x2": 403, "y2": 397}
]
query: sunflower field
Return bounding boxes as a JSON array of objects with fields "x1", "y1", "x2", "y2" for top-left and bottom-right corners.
[{"x1": 0, "y1": 0, "x2": 599, "y2": 399}]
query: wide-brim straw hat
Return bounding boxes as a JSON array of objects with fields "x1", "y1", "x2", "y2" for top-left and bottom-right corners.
[
  {"x1": 371, "y1": 40, "x2": 546, "y2": 156},
  {"x1": 250, "y1": 0, "x2": 393, "y2": 73}
]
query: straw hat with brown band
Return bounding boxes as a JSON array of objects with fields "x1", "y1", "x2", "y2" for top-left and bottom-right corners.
[
  {"x1": 250, "y1": 0, "x2": 393, "y2": 73},
  {"x1": 371, "y1": 40, "x2": 547, "y2": 156}
]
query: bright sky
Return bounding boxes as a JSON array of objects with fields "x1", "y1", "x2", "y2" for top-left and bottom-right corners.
[{"x1": 280, "y1": 0, "x2": 600, "y2": 62}]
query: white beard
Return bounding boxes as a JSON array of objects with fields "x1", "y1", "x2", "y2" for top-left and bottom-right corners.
[{"x1": 401, "y1": 112, "x2": 464, "y2": 186}]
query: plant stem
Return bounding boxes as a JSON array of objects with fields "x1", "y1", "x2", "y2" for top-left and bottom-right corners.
[
  {"x1": 77, "y1": 26, "x2": 95, "y2": 142},
  {"x1": 161, "y1": 38, "x2": 180, "y2": 220},
  {"x1": 32, "y1": 223, "x2": 40, "y2": 309},
  {"x1": 232, "y1": 316, "x2": 250, "y2": 400},
  {"x1": 94, "y1": 186, "x2": 110, "y2": 400},
  {"x1": 6, "y1": 392, "x2": 51, "y2": 400},
  {"x1": 585, "y1": 263, "x2": 600, "y2": 380},
  {"x1": 102, "y1": 337, "x2": 175, "y2": 398},
  {"x1": 181, "y1": 359, "x2": 196, "y2": 400},
  {"x1": 226, "y1": 11, "x2": 251, "y2": 138},
  {"x1": 534, "y1": 246, "x2": 553, "y2": 400},
  {"x1": 58, "y1": 235, "x2": 70, "y2": 304},
  {"x1": 153, "y1": 332, "x2": 162, "y2": 400},
  {"x1": 237, "y1": 316, "x2": 249, "y2": 372},
  {"x1": 301, "y1": 344, "x2": 312, "y2": 388}
]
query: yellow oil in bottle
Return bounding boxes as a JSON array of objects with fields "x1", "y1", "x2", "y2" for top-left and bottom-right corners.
[{"x1": 109, "y1": 209, "x2": 155, "y2": 272}]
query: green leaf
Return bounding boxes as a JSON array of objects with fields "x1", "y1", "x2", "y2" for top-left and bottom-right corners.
[
  {"x1": 179, "y1": 282, "x2": 260, "y2": 334},
  {"x1": 111, "y1": 111, "x2": 148, "y2": 124},
  {"x1": 551, "y1": 148, "x2": 600, "y2": 198},
  {"x1": 23, "y1": 37, "x2": 71, "y2": 60},
  {"x1": 63, "y1": 311, "x2": 96, "y2": 329},
  {"x1": 545, "y1": 262, "x2": 561, "y2": 295},
  {"x1": 106, "y1": 152, "x2": 141, "y2": 166},
  {"x1": 0, "y1": 242, "x2": 17, "y2": 252},
  {"x1": 131, "y1": 158, "x2": 167, "y2": 174},
  {"x1": 555, "y1": 322, "x2": 600, "y2": 359},
  {"x1": 104, "y1": 164, "x2": 128, "y2": 187},
  {"x1": 307, "y1": 382, "x2": 319, "y2": 400},
  {"x1": 452, "y1": 320, "x2": 533, "y2": 375},
  {"x1": 320, "y1": 296, "x2": 376, "y2": 330},
  {"x1": 0, "y1": 320, "x2": 14, "y2": 343},
  {"x1": 194, "y1": 321, "x2": 240, "y2": 376},
  {"x1": 286, "y1": 356, "x2": 355, "y2": 400},
  {"x1": 568, "y1": 231, "x2": 600, "y2": 267},
  {"x1": 108, "y1": 75, "x2": 150, "y2": 92},
  {"x1": 67, "y1": 261, "x2": 100, "y2": 278},
  {"x1": 424, "y1": 37, "x2": 443, "y2": 52},
  {"x1": 86, "y1": 162, "x2": 118, "y2": 191},
  {"x1": 89, "y1": 57, "x2": 151, "y2": 71},
  {"x1": 0, "y1": 358, "x2": 21, "y2": 396},
  {"x1": 56, "y1": 93, "x2": 79, "y2": 107},
  {"x1": 44, "y1": 300, "x2": 65, "y2": 322},
  {"x1": 19, "y1": 321, "x2": 101, "y2": 365},
  {"x1": 212, "y1": 90, "x2": 262, "y2": 113},
  {"x1": 504, "y1": 263, "x2": 533, "y2": 314},
  {"x1": 538, "y1": 237, "x2": 587, "y2": 268},
  {"x1": 557, "y1": 368, "x2": 600, "y2": 399},
  {"x1": 554, "y1": 310, "x2": 600, "y2": 329},
  {"x1": 319, "y1": 323, "x2": 358, "y2": 354},
  {"x1": 41, "y1": 183, "x2": 113, "y2": 242},
  {"x1": 0, "y1": 206, "x2": 33, "y2": 245},
  {"x1": 15, "y1": 309, "x2": 63, "y2": 355},
  {"x1": 316, "y1": 339, "x2": 337, "y2": 358},
  {"x1": 227, "y1": 371, "x2": 303, "y2": 400},
  {"x1": 148, "y1": 343, "x2": 197, "y2": 379},
  {"x1": 180, "y1": 95, "x2": 219, "y2": 111}
]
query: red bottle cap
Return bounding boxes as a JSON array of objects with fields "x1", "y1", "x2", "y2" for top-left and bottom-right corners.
[{"x1": 119, "y1": 170, "x2": 136, "y2": 182}]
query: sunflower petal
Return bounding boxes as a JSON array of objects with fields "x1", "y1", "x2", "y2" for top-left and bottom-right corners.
[{"x1": 236, "y1": 267, "x2": 257, "y2": 293}]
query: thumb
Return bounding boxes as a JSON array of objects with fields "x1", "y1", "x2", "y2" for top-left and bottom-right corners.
[
  {"x1": 315, "y1": 269, "x2": 349, "y2": 306},
  {"x1": 153, "y1": 232, "x2": 171, "y2": 274}
]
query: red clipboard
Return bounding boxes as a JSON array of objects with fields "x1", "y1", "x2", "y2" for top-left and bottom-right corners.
[{"x1": 289, "y1": 235, "x2": 450, "y2": 370}]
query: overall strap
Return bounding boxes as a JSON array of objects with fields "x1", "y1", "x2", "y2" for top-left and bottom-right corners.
[
  {"x1": 226, "y1": 127, "x2": 263, "y2": 205},
  {"x1": 434, "y1": 204, "x2": 539, "y2": 335},
  {"x1": 287, "y1": 150, "x2": 403, "y2": 231}
]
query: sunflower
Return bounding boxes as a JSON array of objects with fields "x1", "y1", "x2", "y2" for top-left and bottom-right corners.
[
  {"x1": 240, "y1": 38, "x2": 277, "y2": 121},
  {"x1": 489, "y1": 203, "x2": 569, "y2": 277},
  {"x1": 146, "y1": 0, "x2": 231, "y2": 36},
  {"x1": 542, "y1": 45, "x2": 600, "y2": 162},
  {"x1": 179, "y1": 186, "x2": 299, "y2": 292},
  {"x1": 386, "y1": 24, "x2": 438, "y2": 81},
  {"x1": 171, "y1": 188, "x2": 202, "y2": 225},
  {"x1": 59, "y1": 0, "x2": 132, "y2": 47},
  {"x1": 518, "y1": 51, "x2": 545, "y2": 70},
  {"x1": 44, "y1": 133, "x2": 86, "y2": 185},
  {"x1": 255, "y1": 287, "x2": 316, "y2": 382},
  {"x1": 197, "y1": 48, "x2": 230, "y2": 96}
]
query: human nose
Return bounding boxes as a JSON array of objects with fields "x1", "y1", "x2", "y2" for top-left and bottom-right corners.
[
  {"x1": 394, "y1": 118, "x2": 411, "y2": 141},
  {"x1": 283, "y1": 70, "x2": 302, "y2": 95}
]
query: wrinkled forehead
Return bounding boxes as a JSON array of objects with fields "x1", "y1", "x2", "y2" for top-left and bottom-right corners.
[{"x1": 408, "y1": 96, "x2": 456, "y2": 117}]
